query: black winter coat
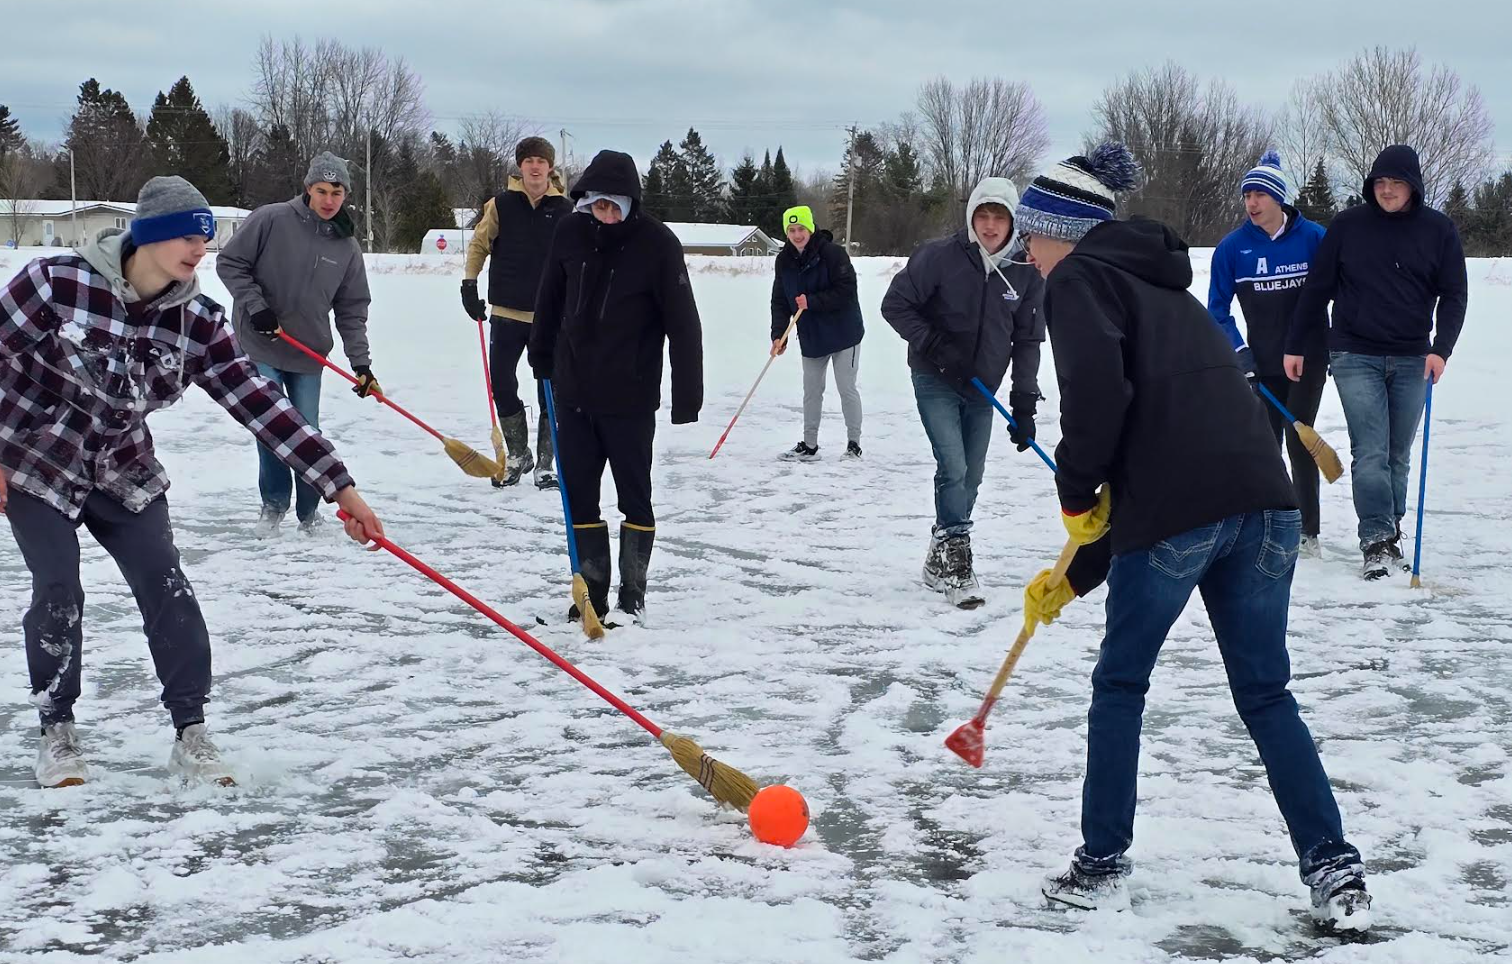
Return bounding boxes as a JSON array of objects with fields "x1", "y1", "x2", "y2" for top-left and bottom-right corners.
[
  {"x1": 770, "y1": 230, "x2": 864, "y2": 357},
  {"x1": 1048, "y1": 217, "x2": 1296, "y2": 556},
  {"x1": 1286, "y1": 144, "x2": 1469, "y2": 359},
  {"x1": 529, "y1": 151, "x2": 703, "y2": 421},
  {"x1": 880, "y1": 229, "x2": 1044, "y2": 398}
]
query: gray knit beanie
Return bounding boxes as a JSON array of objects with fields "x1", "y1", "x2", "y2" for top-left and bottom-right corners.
[
  {"x1": 130, "y1": 175, "x2": 215, "y2": 245},
  {"x1": 305, "y1": 151, "x2": 352, "y2": 188}
]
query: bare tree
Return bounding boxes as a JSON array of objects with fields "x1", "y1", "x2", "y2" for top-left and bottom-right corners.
[
  {"x1": 916, "y1": 76, "x2": 1049, "y2": 214},
  {"x1": 214, "y1": 105, "x2": 264, "y2": 208},
  {"x1": 453, "y1": 111, "x2": 535, "y2": 211},
  {"x1": 1089, "y1": 63, "x2": 1272, "y2": 244},
  {"x1": 1275, "y1": 79, "x2": 1330, "y2": 191},
  {"x1": 0, "y1": 140, "x2": 53, "y2": 244},
  {"x1": 1312, "y1": 46, "x2": 1493, "y2": 207},
  {"x1": 250, "y1": 34, "x2": 331, "y2": 176}
]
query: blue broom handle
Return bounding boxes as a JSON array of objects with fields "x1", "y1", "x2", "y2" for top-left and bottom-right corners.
[
  {"x1": 1412, "y1": 379, "x2": 1433, "y2": 578},
  {"x1": 970, "y1": 378, "x2": 1058, "y2": 473},
  {"x1": 542, "y1": 379, "x2": 581, "y2": 575},
  {"x1": 1255, "y1": 381, "x2": 1300, "y2": 425}
]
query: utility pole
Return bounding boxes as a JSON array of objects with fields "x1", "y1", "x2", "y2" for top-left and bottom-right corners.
[
  {"x1": 843, "y1": 124, "x2": 858, "y2": 253},
  {"x1": 559, "y1": 128, "x2": 570, "y2": 181},
  {"x1": 365, "y1": 128, "x2": 373, "y2": 252},
  {"x1": 68, "y1": 148, "x2": 78, "y2": 247}
]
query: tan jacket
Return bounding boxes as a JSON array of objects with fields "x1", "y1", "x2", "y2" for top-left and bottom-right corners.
[{"x1": 464, "y1": 171, "x2": 568, "y2": 322}]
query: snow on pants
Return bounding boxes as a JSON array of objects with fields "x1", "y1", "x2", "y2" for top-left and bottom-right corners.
[
  {"x1": 554, "y1": 403, "x2": 657, "y2": 529},
  {"x1": 6, "y1": 489, "x2": 211, "y2": 728},
  {"x1": 801, "y1": 345, "x2": 862, "y2": 448}
]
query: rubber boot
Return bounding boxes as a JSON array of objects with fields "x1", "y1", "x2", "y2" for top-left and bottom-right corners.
[
  {"x1": 617, "y1": 525, "x2": 655, "y2": 621},
  {"x1": 498, "y1": 410, "x2": 534, "y2": 487},
  {"x1": 568, "y1": 522, "x2": 612, "y2": 622}
]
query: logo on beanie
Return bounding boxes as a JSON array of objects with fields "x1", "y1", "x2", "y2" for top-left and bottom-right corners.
[
  {"x1": 195, "y1": 213, "x2": 214, "y2": 236},
  {"x1": 323, "y1": 169, "x2": 339, "y2": 182},
  {"x1": 788, "y1": 214, "x2": 800, "y2": 224}
]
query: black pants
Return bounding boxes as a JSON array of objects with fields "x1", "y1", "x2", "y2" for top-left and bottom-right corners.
[
  {"x1": 555, "y1": 403, "x2": 656, "y2": 529},
  {"x1": 6, "y1": 489, "x2": 211, "y2": 728},
  {"x1": 489, "y1": 317, "x2": 548, "y2": 421},
  {"x1": 1258, "y1": 368, "x2": 1327, "y2": 537}
]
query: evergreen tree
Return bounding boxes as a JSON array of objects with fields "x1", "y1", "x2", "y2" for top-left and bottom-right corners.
[
  {"x1": 753, "y1": 150, "x2": 776, "y2": 231},
  {"x1": 727, "y1": 152, "x2": 761, "y2": 226},
  {"x1": 397, "y1": 169, "x2": 455, "y2": 252},
  {"x1": 63, "y1": 79, "x2": 150, "y2": 200},
  {"x1": 678, "y1": 127, "x2": 724, "y2": 222},
  {"x1": 642, "y1": 140, "x2": 684, "y2": 221},
  {"x1": 1443, "y1": 180, "x2": 1473, "y2": 246},
  {"x1": 146, "y1": 77, "x2": 232, "y2": 204},
  {"x1": 0, "y1": 105, "x2": 21, "y2": 156},
  {"x1": 829, "y1": 132, "x2": 885, "y2": 244},
  {"x1": 247, "y1": 123, "x2": 303, "y2": 206},
  {"x1": 769, "y1": 147, "x2": 797, "y2": 220},
  {"x1": 1469, "y1": 172, "x2": 1512, "y2": 256},
  {"x1": 1296, "y1": 157, "x2": 1338, "y2": 227}
]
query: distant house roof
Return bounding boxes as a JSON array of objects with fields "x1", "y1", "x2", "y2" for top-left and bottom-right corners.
[
  {"x1": 0, "y1": 199, "x2": 253, "y2": 219},
  {"x1": 664, "y1": 223, "x2": 778, "y2": 250}
]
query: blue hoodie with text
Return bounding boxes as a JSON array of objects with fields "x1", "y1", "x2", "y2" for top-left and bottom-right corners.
[{"x1": 1207, "y1": 206, "x2": 1326, "y2": 375}]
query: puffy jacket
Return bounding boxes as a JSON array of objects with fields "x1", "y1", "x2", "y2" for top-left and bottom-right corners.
[
  {"x1": 770, "y1": 229, "x2": 864, "y2": 357},
  {"x1": 464, "y1": 173, "x2": 572, "y2": 321},
  {"x1": 216, "y1": 196, "x2": 372, "y2": 375}
]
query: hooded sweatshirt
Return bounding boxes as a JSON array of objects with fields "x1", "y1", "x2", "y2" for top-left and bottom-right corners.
[
  {"x1": 1286, "y1": 145, "x2": 1468, "y2": 359},
  {"x1": 880, "y1": 180, "x2": 1044, "y2": 398},
  {"x1": 1207, "y1": 205, "x2": 1327, "y2": 374},
  {"x1": 528, "y1": 150, "x2": 704, "y2": 420},
  {"x1": 1047, "y1": 217, "x2": 1296, "y2": 555},
  {"x1": 216, "y1": 195, "x2": 373, "y2": 374}
]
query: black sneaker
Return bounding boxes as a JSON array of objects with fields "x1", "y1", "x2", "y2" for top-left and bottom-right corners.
[
  {"x1": 1305, "y1": 855, "x2": 1371, "y2": 933},
  {"x1": 845, "y1": 440, "x2": 862, "y2": 459},
  {"x1": 1042, "y1": 857, "x2": 1132, "y2": 911},
  {"x1": 1362, "y1": 541, "x2": 1393, "y2": 580},
  {"x1": 779, "y1": 441, "x2": 820, "y2": 462}
]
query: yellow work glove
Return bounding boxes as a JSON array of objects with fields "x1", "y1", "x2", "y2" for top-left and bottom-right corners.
[
  {"x1": 1024, "y1": 568, "x2": 1077, "y2": 634},
  {"x1": 1061, "y1": 484, "x2": 1111, "y2": 546}
]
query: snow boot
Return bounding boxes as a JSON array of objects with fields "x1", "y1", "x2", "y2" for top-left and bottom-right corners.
[
  {"x1": 780, "y1": 441, "x2": 820, "y2": 462},
  {"x1": 845, "y1": 440, "x2": 862, "y2": 460},
  {"x1": 1041, "y1": 852, "x2": 1133, "y2": 912},
  {"x1": 568, "y1": 523, "x2": 612, "y2": 624},
  {"x1": 36, "y1": 721, "x2": 88, "y2": 788},
  {"x1": 922, "y1": 529, "x2": 949, "y2": 591},
  {"x1": 253, "y1": 506, "x2": 284, "y2": 539},
  {"x1": 1299, "y1": 534, "x2": 1321, "y2": 559},
  {"x1": 1362, "y1": 540, "x2": 1395, "y2": 580},
  {"x1": 534, "y1": 424, "x2": 557, "y2": 489},
  {"x1": 941, "y1": 533, "x2": 985, "y2": 609},
  {"x1": 498, "y1": 410, "x2": 534, "y2": 487},
  {"x1": 616, "y1": 525, "x2": 654, "y2": 623},
  {"x1": 297, "y1": 513, "x2": 323, "y2": 537},
  {"x1": 168, "y1": 723, "x2": 236, "y2": 786},
  {"x1": 1305, "y1": 853, "x2": 1371, "y2": 933}
]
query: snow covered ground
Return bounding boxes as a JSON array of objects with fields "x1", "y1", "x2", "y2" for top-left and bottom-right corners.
[{"x1": 1, "y1": 246, "x2": 1509, "y2": 963}]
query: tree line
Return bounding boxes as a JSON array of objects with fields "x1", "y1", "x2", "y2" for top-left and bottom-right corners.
[{"x1": 2, "y1": 40, "x2": 1509, "y2": 255}]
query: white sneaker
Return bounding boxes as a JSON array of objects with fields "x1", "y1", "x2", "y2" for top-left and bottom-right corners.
[
  {"x1": 168, "y1": 723, "x2": 236, "y2": 786},
  {"x1": 36, "y1": 721, "x2": 89, "y2": 788},
  {"x1": 1299, "y1": 534, "x2": 1322, "y2": 559},
  {"x1": 297, "y1": 513, "x2": 324, "y2": 536},
  {"x1": 254, "y1": 506, "x2": 285, "y2": 539}
]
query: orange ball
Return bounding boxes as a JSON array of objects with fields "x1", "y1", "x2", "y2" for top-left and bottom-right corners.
[{"x1": 748, "y1": 784, "x2": 810, "y2": 847}]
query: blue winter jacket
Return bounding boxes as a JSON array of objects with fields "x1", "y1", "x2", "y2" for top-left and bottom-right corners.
[
  {"x1": 1207, "y1": 207, "x2": 1326, "y2": 375},
  {"x1": 770, "y1": 230, "x2": 864, "y2": 358}
]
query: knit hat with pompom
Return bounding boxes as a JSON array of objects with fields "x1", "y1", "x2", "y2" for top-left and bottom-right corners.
[{"x1": 1015, "y1": 142, "x2": 1141, "y2": 242}]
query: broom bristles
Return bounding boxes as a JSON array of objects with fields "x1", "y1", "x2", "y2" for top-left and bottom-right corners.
[
  {"x1": 572, "y1": 574, "x2": 606, "y2": 640},
  {"x1": 1296, "y1": 423, "x2": 1344, "y2": 483},
  {"x1": 443, "y1": 437, "x2": 503, "y2": 479},
  {"x1": 659, "y1": 731, "x2": 760, "y2": 811}
]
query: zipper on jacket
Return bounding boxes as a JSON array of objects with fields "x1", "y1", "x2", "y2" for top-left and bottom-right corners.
[
  {"x1": 574, "y1": 264, "x2": 587, "y2": 318},
  {"x1": 599, "y1": 269, "x2": 615, "y2": 321}
]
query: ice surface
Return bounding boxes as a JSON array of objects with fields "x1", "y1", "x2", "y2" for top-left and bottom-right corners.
[{"x1": 0, "y1": 247, "x2": 1508, "y2": 962}]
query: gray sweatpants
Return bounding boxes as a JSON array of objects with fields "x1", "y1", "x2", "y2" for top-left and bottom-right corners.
[{"x1": 801, "y1": 345, "x2": 862, "y2": 448}]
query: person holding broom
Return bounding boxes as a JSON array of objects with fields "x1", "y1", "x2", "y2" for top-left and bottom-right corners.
[
  {"x1": 1013, "y1": 144, "x2": 1371, "y2": 932},
  {"x1": 461, "y1": 136, "x2": 573, "y2": 489},
  {"x1": 769, "y1": 204, "x2": 864, "y2": 461},
  {"x1": 217, "y1": 150, "x2": 376, "y2": 538},
  {"x1": 529, "y1": 149, "x2": 703, "y2": 624},
  {"x1": 0, "y1": 175, "x2": 384, "y2": 789}
]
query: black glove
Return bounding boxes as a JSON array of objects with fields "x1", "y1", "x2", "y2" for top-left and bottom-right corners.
[
  {"x1": 1236, "y1": 346, "x2": 1258, "y2": 388},
  {"x1": 923, "y1": 332, "x2": 974, "y2": 391},
  {"x1": 461, "y1": 280, "x2": 487, "y2": 321},
  {"x1": 250, "y1": 307, "x2": 280, "y2": 338},
  {"x1": 1008, "y1": 390, "x2": 1038, "y2": 452},
  {"x1": 351, "y1": 366, "x2": 382, "y2": 399}
]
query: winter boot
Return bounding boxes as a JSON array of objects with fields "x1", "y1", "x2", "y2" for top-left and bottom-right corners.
[
  {"x1": 253, "y1": 506, "x2": 285, "y2": 539},
  {"x1": 922, "y1": 528, "x2": 950, "y2": 592},
  {"x1": 941, "y1": 533, "x2": 985, "y2": 609},
  {"x1": 297, "y1": 513, "x2": 324, "y2": 537},
  {"x1": 1041, "y1": 852, "x2": 1133, "y2": 912},
  {"x1": 1305, "y1": 853, "x2": 1371, "y2": 933},
  {"x1": 1299, "y1": 533, "x2": 1322, "y2": 559},
  {"x1": 568, "y1": 523, "x2": 612, "y2": 624},
  {"x1": 498, "y1": 410, "x2": 534, "y2": 487},
  {"x1": 845, "y1": 440, "x2": 863, "y2": 459},
  {"x1": 168, "y1": 723, "x2": 236, "y2": 786},
  {"x1": 780, "y1": 441, "x2": 821, "y2": 462},
  {"x1": 617, "y1": 525, "x2": 655, "y2": 623},
  {"x1": 534, "y1": 419, "x2": 558, "y2": 489},
  {"x1": 36, "y1": 721, "x2": 88, "y2": 788},
  {"x1": 1362, "y1": 540, "x2": 1394, "y2": 580}
]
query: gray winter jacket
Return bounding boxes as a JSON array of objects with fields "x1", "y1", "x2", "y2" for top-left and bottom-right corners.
[{"x1": 216, "y1": 196, "x2": 372, "y2": 375}]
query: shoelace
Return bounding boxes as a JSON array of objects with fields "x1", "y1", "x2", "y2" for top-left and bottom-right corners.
[{"x1": 944, "y1": 540, "x2": 973, "y2": 575}]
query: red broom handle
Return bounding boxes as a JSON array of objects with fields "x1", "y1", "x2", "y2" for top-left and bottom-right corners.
[
  {"x1": 337, "y1": 510, "x2": 663, "y2": 738},
  {"x1": 709, "y1": 308, "x2": 802, "y2": 460},
  {"x1": 276, "y1": 331, "x2": 446, "y2": 444},
  {"x1": 475, "y1": 319, "x2": 500, "y2": 433}
]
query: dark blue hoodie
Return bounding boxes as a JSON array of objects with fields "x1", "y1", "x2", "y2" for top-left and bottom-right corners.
[{"x1": 1286, "y1": 145, "x2": 1468, "y2": 359}]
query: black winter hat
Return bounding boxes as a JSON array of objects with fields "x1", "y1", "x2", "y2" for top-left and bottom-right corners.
[{"x1": 515, "y1": 136, "x2": 556, "y2": 168}]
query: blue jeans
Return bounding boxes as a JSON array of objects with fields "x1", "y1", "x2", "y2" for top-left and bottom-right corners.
[
  {"x1": 254, "y1": 363, "x2": 323, "y2": 521},
  {"x1": 1329, "y1": 352, "x2": 1428, "y2": 549},
  {"x1": 911, "y1": 372, "x2": 994, "y2": 536},
  {"x1": 1080, "y1": 510, "x2": 1360, "y2": 879}
]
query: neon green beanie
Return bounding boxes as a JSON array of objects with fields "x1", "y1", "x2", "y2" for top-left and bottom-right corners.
[{"x1": 781, "y1": 205, "x2": 815, "y2": 235}]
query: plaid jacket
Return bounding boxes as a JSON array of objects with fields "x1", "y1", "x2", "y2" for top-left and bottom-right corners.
[{"x1": 0, "y1": 245, "x2": 353, "y2": 519}]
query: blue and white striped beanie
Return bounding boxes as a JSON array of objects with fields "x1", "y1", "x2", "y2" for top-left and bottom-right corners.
[
  {"x1": 1015, "y1": 143, "x2": 1141, "y2": 242},
  {"x1": 1240, "y1": 150, "x2": 1294, "y2": 205}
]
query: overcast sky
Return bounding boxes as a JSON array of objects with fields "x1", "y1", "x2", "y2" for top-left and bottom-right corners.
[{"x1": 7, "y1": 0, "x2": 1510, "y2": 182}]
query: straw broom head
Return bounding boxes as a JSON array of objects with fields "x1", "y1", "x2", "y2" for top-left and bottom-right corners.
[
  {"x1": 443, "y1": 437, "x2": 503, "y2": 479},
  {"x1": 1295, "y1": 423, "x2": 1344, "y2": 483},
  {"x1": 572, "y1": 574, "x2": 606, "y2": 640},
  {"x1": 659, "y1": 731, "x2": 760, "y2": 811}
]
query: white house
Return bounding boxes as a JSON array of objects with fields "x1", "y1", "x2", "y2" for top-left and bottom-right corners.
[
  {"x1": 0, "y1": 200, "x2": 253, "y2": 250},
  {"x1": 663, "y1": 223, "x2": 781, "y2": 256}
]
